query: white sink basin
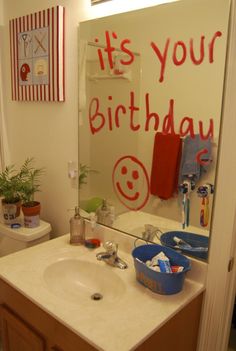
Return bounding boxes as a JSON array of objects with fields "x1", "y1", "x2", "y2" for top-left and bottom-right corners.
[{"x1": 43, "y1": 258, "x2": 126, "y2": 303}]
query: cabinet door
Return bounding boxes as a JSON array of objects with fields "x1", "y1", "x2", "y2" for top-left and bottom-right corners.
[{"x1": 1, "y1": 305, "x2": 45, "y2": 351}]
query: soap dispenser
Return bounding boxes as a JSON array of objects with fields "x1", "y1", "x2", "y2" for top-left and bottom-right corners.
[
  {"x1": 96, "y1": 199, "x2": 113, "y2": 226},
  {"x1": 70, "y1": 206, "x2": 85, "y2": 245}
]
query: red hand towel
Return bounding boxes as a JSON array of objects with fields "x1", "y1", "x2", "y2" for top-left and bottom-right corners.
[{"x1": 150, "y1": 133, "x2": 182, "y2": 200}]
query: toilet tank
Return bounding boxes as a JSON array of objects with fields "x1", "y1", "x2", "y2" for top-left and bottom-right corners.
[{"x1": 0, "y1": 220, "x2": 51, "y2": 257}]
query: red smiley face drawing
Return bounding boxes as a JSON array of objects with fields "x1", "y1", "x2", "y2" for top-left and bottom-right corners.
[{"x1": 112, "y1": 155, "x2": 150, "y2": 210}]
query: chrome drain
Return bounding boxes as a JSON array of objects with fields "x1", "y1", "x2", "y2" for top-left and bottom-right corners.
[{"x1": 91, "y1": 293, "x2": 103, "y2": 301}]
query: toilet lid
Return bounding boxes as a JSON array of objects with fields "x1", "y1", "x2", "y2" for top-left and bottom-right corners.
[{"x1": 0, "y1": 220, "x2": 51, "y2": 242}]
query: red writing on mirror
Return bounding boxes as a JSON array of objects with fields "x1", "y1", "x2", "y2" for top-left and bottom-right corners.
[
  {"x1": 95, "y1": 31, "x2": 135, "y2": 70},
  {"x1": 89, "y1": 91, "x2": 214, "y2": 140},
  {"x1": 151, "y1": 31, "x2": 222, "y2": 82},
  {"x1": 94, "y1": 30, "x2": 222, "y2": 83}
]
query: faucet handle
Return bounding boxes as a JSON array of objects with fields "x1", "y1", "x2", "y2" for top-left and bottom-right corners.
[{"x1": 103, "y1": 241, "x2": 118, "y2": 254}]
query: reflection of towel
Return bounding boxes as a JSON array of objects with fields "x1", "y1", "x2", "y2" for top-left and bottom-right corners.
[
  {"x1": 180, "y1": 135, "x2": 212, "y2": 182},
  {"x1": 150, "y1": 133, "x2": 182, "y2": 200}
]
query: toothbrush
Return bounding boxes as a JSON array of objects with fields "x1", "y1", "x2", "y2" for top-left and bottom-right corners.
[
  {"x1": 205, "y1": 197, "x2": 209, "y2": 226},
  {"x1": 186, "y1": 180, "x2": 193, "y2": 227},
  {"x1": 184, "y1": 181, "x2": 191, "y2": 228},
  {"x1": 180, "y1": 180, "x2": 194, "y2": 229},
  {"x1": 186, "y1": 191, "x2": 190, "y2": 227},
  {"x1": 200, "y1": 197, "x2": 209, "y2": 227},
  {"x1": 198, "y1": 184, "x2": 213, "y2": 227},
  {"x1": 173, "y1": 236, "x2": 208, "y2": 252},
  {"x1": 180, "y1": 182, "x2": 188, "y2": 229},
  {"x1": 182, "y1": 193, "x2": 186, "y2": 229}
]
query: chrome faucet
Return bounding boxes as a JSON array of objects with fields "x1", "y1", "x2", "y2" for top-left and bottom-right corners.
[
  {"x1": 96, "y1": 241, "x2": 128, "y2": 269},
  {"x1": 142, "y1": 224, "x2": 162, "y2": 241}
]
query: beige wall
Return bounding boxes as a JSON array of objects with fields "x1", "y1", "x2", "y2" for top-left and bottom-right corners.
[
  {"x1": 2, "y1": 0, "x2": 166, "y2": 236},
  {"x1": 2, "y1": 0, "x2": 81, "y2": 236},
  {"x1": 0, "y1": 0, "x2": 3, "y2": 25}
]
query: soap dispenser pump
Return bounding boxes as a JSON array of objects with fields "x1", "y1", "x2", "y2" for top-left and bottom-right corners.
[{"x1": 70, "y1": 206, "x2": 85, "y2": 245}]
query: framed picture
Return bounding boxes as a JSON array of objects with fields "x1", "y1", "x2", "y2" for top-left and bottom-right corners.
[{"x1": 9, "y1": 6, "x2": 65, "y2": 102}]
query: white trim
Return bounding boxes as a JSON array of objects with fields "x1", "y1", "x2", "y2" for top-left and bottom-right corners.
[
  {"x1": 0, "y1": 28, "x2": 10, "y2": 170},
  {"x1": 0, "y1": 62, "x2": 4, "y2": 171},
  {"x1": 197, "y1": 0, "x2": 236, "y2": 350},
  {"x1": 58, "y1": 5, "x2": 65, "y2": 102}
]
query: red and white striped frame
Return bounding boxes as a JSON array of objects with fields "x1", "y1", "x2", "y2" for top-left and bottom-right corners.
[{"x1": 9, "y1": 6, "x2": 65, "y2": 102}]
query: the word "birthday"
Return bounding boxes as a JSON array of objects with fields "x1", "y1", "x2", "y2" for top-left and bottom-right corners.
[{"x1": 89, "y1": 91, "x2": 214, "y2": 140}]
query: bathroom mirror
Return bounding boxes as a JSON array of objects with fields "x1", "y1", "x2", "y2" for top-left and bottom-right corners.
[{"x1": 78, "y1": 0, "x2": 230, "y2": 261}]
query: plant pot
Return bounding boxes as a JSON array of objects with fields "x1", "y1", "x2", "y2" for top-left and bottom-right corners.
[
  {"x1": 1, "y1": 199, "x2": 21, "y2": 224},
  {"x1": 22, "y1": 201, "x2": 41, "y2": 228}
]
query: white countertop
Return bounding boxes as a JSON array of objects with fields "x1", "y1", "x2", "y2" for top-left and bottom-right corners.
[{"x1": 0, "y1": 226, "x2": 207, "y2": 351}]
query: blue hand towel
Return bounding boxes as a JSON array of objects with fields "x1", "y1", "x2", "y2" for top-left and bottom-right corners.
[{"x1": 180, "y1": 135, "x2": 212, "y2": 182}]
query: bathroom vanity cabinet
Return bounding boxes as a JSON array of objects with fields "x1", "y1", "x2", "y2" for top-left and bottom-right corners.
[
  {"x1": 0, "y1": 279, "x2": 96, "y2": 351},
  {"x1": 0, "y1": 278, "x2": 203, "y2": 351}
]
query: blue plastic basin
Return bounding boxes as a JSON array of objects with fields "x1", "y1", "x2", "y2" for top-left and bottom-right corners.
[
  {"x1": 132, "y1": 244, "x2": 191, "y2": 295},
  {"x1": 160, "y1": 231, "x2": 209, "y2": 260}
]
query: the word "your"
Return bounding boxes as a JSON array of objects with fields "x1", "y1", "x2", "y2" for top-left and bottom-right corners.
[{"x1": 94, "y1": 30, "x2": 223, "y2": 82}]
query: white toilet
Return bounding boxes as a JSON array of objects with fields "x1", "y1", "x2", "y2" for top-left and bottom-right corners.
[{"x1": 0, "y1": 220, "x2": 51, "y2": 257}]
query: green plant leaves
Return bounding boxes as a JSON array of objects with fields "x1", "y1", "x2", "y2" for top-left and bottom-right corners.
[{"x1": 0, "y1": 158, "x2": 44, "y2": 204}]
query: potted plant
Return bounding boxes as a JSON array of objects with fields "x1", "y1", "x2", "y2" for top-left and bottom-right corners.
[
  {"x1": 0, "y1": 164, "x2": 23, "y2": 224},
  {"x1": 20, "y1": 158, "x2": 44, "y2": 228},
  {"x1": 79, "y1": 163, "x2": 100, "y2": 188},
  {"x1": 79, "y1": 163, "x2": 103, "y2": 213}
]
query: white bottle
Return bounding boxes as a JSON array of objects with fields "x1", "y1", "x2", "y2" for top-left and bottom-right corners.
[{"x1": 70, "y1": 207, "x2": 85, "y2": 245}]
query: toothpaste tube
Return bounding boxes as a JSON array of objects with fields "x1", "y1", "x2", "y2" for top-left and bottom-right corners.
[
  {"x1": 150, "y1": 251, "x2": 168, "y2": 266},
  {"x1": 173, "y1": 236, "x2": 192, "y2": 249},
  {"x1": 171, "y1": 265, "x2": 184, "y2": 273},
  {"x1": 158, "y1": 258, "x2": 172, "y2": 273}
]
